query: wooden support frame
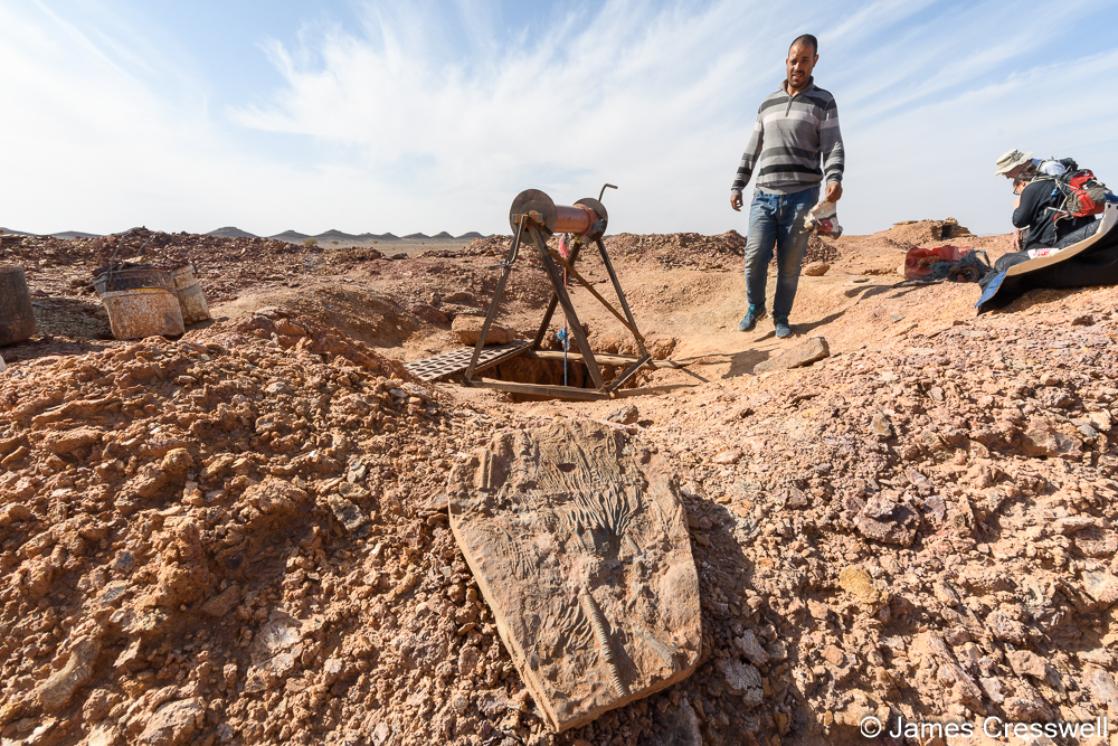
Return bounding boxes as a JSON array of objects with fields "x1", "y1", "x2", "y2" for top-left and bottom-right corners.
[{"x1": 463, "y1": 220, "x2": 653, "y2": 400}]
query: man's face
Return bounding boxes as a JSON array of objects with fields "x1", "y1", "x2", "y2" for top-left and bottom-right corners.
[{"x1": 786, "y1": 42, "x2": 818, "y2": 90}]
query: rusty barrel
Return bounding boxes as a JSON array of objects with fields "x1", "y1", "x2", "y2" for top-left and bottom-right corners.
[
  {"x1": 92, "y1": 264, "x2": 184, "y2": 339},
  {"x1": 0, "y1": 264, "x2": 37, "y2": 346},
  {"x1": 99, "y1": 289, "x2": 185, "y2": 339},
  {"x1": 170, "y1": 264, "x2": 211, "y2": 324},
  {"x1": 92, "y1": 264, "x2": 174, "y2": 295}
]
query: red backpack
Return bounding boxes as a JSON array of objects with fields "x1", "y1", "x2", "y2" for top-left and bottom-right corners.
[{"x1": 1045, "y1": 160, "x2": 1110, "y2": 223}]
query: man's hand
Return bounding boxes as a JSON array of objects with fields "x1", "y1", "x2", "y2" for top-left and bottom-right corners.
[
  {"x1": 825, "y1": 181, "x2": 843, "y2": 203},
  {"x1": 730, "y1": 191, "x2": 743, "y2": 212}
]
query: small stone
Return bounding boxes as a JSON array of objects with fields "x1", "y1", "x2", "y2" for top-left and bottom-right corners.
[
  {"x1": 0, "y1": 502, "x2": 31, "y2": 527},
  {"x1": 37, "y1": 637, "x2": 101, "y2": 713},
  {"x1": 754, "y1": 337, "x2": 830, "y2": 373},
  {"x1": 802, "y1": 261, "x2": 830, "y2": 276},
  {"x1": 1007, "y1": 650, "x2": 1047, "y2": 680},
  {"x1": 717, "y1": 659, "x2": 763, "y2": 707},
  {"x1": 712, "y1": 449, "x2": 742, "y2": 465},
  {"x1": 852, "y1": 495, "x2": 917, "y2": 546},
  {"x1": 201, "y1": 585, "x2": 242, "y2": 618},
  {"x1": 1087, "y1": 410, "x2": 1112, "y2": 433},
  {"x1": 1022, "y1": 420, "x2": 1079, "y2": 457},
  {"x1": 451, "y1": 316, "x2": 513, "y2": 345},
  {"x1": 43, "y1": 426, "x2": 103, "y2": 455},
  {"x1": 326, "y1": 494, "x2": 368, "y2": 534},
  {"x1": 138, "y1": 697, "x2": 205, "y2": 745},
  {"x1": 605, "y1": 404, "x2": 640, "y2": 425},
  {"x1": 822, "y1": 645, "x2": 845, "y2": 665},
  {"x1": 1082, "y1": 571, "x2": 1118, "y2": 608},
  {"x1": 1085, "y1": 668, "x2": 1118, "y2": 710},
  {"x1": 985, "y1": 607, "x2": 1028, "y2": 644},
  {"x1": 734, "y1": 630, "x2": 769, "y2": 666},
  {"x1": 837, "y1": 566, "x2": 880, "y2": 606},
  {"x1": 870, "y1": 413, "x2": 893, "y2": 438}
]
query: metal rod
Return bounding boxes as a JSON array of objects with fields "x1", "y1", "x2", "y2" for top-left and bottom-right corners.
[
  {"x1": 606, "y1": 354, "x2": 652, "y2": 392},
  {"x1": 566, "y1": 267, "x2": 641, "y2": 337},
  {"x1": 532, "y1": 228, "x2": 606, "y2": 391},
  {"x1": 532, "y1": 240, "x2": 584, "y2": 349},
  {"x1": 595, "y1": 238, "x2": 650, "y2": 357},
  {"x1": 465, "y1": 217, "x2": 525, "y2": 382}
]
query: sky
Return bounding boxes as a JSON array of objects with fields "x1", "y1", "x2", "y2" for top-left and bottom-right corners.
[{"x1": 2, "y1": 0, "x2": 1117, "y2": 237}]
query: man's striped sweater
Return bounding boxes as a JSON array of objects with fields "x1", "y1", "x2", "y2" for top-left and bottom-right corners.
[{"x1": 731, "y1": 78, "x2": 845, "y2": 195}]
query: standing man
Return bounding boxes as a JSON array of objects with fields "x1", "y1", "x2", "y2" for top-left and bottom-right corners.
[{"x1": 731, "y1": 34, "x2": 845, "y2": 338}]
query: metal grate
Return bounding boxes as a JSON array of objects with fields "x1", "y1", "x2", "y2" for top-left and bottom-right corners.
[{"x1": 404, "y1": 340, "x2": 531, "y2": 382}]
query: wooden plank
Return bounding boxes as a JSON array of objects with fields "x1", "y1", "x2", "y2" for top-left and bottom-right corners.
[
  {"x1": 447, "y1": 420, "x2": 702, "y2": 732},
  {"x1": 471, "y1": 378, "x2": 610, "y2": 401},
  {"x1": 527, "y1": 350, "x2": 678, "y2": 370}
]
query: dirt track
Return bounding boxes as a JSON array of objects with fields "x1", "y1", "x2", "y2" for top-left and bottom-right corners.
[{"x1": 1, "y1": 221, "x2": 1116, "y2": 744}]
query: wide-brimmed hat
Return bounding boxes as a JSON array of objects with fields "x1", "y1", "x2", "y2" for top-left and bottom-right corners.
[{"x1": 995, "y1": 149, "x2": 1033, "y2": 176}]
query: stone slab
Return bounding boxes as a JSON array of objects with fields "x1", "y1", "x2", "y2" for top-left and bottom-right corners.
[{"x1": 448, "y1": 419, "x2": 701, "y2": 732}]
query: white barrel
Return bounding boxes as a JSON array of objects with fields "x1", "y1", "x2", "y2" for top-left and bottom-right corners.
[
  {"x1": 170, "y1": 265, "x2": 211, "y2": 324},
  {"x1": 100, "y1": 288, "x2": 185, "y2": 339}
]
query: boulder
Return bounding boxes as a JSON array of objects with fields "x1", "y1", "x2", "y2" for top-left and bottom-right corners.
[
  {"x1": 754, "y1": 337, "x2": 829, "y2": 373},
  {"x1": 452, "y1": 315, "x2": 513, "y2": 345}
]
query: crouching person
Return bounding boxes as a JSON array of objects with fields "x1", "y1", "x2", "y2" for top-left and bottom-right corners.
[{"x1": 993, "y1": 149, "x2": 1110, "y2": 272}]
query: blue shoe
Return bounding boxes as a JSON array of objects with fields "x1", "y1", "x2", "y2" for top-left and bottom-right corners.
[
  {"x1": 774, "y1": 320, "x2": 793, "y2": 338},
  {"x1": 738, "y1": 306, "x2": 765, "y2": 332}
]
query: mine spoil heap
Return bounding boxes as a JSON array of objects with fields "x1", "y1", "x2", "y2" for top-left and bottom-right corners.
[{"x1": 0, "y1": 221, "x2": 1116, "y2": 744}]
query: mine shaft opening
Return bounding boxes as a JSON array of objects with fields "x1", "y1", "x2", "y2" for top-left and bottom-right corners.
[{"x1": 481, "y1": 351, "x2": 643, "y2": 402}]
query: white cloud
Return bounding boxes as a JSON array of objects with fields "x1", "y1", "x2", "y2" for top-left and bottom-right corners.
[{"x1": 1, "y1": 0, "x2": 1116, "y2": 236}]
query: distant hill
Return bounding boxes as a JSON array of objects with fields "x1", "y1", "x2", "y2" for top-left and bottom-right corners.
[
  {"x1": 375, "y1": 232, "x2": 399, "y2": 241},
  {"x1": 403, "y1": 232, "x2": 430, "y2": 240},
  {"x1": 431, "y1": 231, "x2": 454, "y2": 240},
  {"x1": 208, "y1": 226, "x2": 258, "y2": 239},
  {"x1": 456, "y1": 231, "x2": 484, "y2": 240},
  {"x1": 52, "y1": 231, "x2": 101, "y2": 240},
  {"x1": 314, "y1": 229, "x2": 362, "y2": 242},
  {"x1": 270, "y1": 230, "x2": 311, "y2": 243},
  {"x1": 0, "y1": 227, "x2": 33, "y2": 236}
]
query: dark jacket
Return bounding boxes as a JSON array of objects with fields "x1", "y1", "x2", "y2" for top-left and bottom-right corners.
[{"x1": 1013, "y1": 179, "x2": 1096, "y2": 250}]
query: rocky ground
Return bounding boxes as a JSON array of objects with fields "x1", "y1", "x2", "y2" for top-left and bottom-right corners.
[{"x1": 0, "y1": 218, "x2": 1115, "y2": 745}]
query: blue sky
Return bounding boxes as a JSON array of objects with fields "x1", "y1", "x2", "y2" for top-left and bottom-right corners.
[{"x1": 2, "y1": 0, "x2": 1117, "y2": 236}]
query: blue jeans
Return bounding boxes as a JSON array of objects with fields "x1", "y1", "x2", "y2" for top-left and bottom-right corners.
[{"x1": 743, "y1": 186, "x2": 819, "y2": 322}]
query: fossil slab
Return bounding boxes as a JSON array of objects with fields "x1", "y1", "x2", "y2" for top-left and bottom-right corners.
[{"x1": 448, "y1": 418, "x2": 701, "y2": 732}]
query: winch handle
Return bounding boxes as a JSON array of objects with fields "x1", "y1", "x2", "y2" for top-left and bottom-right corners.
[{"x1": 598, "y1": 183, "x2": 618, "y2": 202}]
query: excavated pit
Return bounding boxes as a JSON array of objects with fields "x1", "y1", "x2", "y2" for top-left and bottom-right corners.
[{"x1": 480, "y1": 354, "x2": 640, "y2": 400}]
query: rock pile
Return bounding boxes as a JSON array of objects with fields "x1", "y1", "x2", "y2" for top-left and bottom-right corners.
[
  {"x1": 607, "y1": 232, "x2": 746, "y2": 271},
  {"x1": 0, "y1": 315, "x2": 534, "y2": 744},
  {"x1": 0, "y1": 228, "x2": 322, "y2": 303},
  {"x1": 645, "y1": 305, "x2": 1118, "y2": 740}
]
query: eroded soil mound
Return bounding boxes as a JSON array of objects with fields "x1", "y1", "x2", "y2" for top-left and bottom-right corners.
[
  {"x1": 870, "y1": 218, "x2": 973, "y2": 248},
  {"x1": 0, "y1": 316, "x2": 514, "y2": 744}
]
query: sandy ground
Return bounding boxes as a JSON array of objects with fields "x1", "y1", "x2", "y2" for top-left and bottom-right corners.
[{"x1": 1, "y1": 221, "x2": 1116, "y2": 745}]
